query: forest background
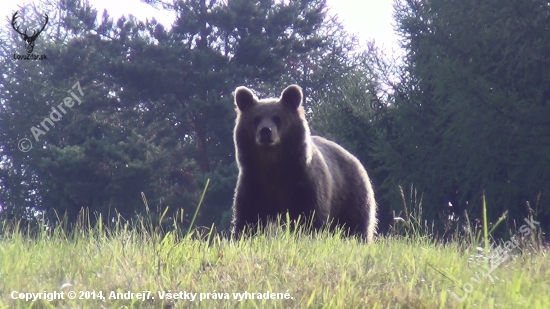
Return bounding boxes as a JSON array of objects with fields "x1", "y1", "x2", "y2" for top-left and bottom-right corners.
[{"x1": 1, "y1": 0, "x2": 549, "y2": 242}]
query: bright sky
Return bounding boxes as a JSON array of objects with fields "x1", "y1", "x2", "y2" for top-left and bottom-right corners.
[{"x1": 1, "y1": 0, "x2": 400, "y2": 53}]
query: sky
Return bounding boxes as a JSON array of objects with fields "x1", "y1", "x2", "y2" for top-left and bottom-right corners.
[{"x1": 1, "y1": 0, "x2": 400, "y2": 53}]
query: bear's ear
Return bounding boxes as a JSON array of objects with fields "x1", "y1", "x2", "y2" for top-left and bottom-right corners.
[
  {"x1": 234, "y1": 86, "x2": 257, "y2": 112},
  {"x1": 280, "y1": 84, "x2": 303, "y2": 109}
]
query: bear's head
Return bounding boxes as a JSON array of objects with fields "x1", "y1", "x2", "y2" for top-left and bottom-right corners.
[{"x1": 233, "y1": 84, "x2": 312, "y2": 167}]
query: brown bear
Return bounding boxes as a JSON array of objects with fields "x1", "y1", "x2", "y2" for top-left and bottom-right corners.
[{"x1": 230, "y1": 84, "x2": 377, "y2": 242}]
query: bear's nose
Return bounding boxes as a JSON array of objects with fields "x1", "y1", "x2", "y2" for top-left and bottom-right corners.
[{"x1": 258, "y1": 127, "x2": 272, "y2": 145}]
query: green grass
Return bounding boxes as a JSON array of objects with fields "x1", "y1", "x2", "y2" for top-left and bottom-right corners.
[
  {"x1": 0, "y1": 216, "x2": 548, "y2": 308},
  {"x1": 0, "y1": 187, "x2": 548, "y2": 308}
]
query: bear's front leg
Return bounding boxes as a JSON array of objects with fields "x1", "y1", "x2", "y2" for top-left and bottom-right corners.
[{"x1": 231, "y1": 180, "x2": 263, "y2": 240}]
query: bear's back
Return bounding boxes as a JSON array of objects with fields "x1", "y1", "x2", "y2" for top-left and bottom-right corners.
[
  {"x1": 310, "y1": 135, "x2": 366, "y2": 178},
  {"x1": 310, "y1": 135, "x2": 371, "y2": 214}
]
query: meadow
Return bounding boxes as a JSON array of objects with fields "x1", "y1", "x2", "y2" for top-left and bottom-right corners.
[{"x1": 1, "y1": 195, "x2": 548, "y2": 309}]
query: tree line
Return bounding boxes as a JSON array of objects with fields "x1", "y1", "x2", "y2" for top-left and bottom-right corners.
[{"x1": 0, "y1": 0, "x2": 548, "y2": 241}]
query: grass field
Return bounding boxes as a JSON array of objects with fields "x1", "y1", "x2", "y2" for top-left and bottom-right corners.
[{"x1": 0, "y1": 207, "x2": 548, "y2": 309}]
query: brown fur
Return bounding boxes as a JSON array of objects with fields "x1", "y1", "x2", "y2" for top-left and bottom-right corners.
[{"x1": 230, "y1": 84, "x2": 377, "y2": 242}]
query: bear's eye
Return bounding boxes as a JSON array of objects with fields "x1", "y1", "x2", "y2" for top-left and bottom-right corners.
[{"x1": 272, "y1": 116, "x2": 281, "y2": 127}]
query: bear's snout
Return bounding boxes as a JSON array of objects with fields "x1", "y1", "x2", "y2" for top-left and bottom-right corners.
[
  {"x1": 258, "y1": 127, "x2": 272, "y2": 145},
  {"x1": 255, "y1": 119, "x2": 279, "y2": 146}
]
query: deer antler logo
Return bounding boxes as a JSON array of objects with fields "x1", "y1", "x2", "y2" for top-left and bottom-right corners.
[{"x1": 11, "y1": 11, "x2": 49, "y2": 54}]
